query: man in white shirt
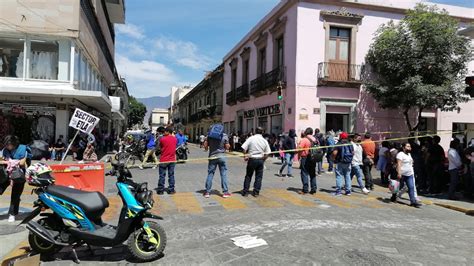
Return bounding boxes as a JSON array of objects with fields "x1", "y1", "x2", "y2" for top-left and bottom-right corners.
[
  {"x1": 447, "y1": 140, "x2": 463, "y2": 200},
  {"x1": 350, "y1": 134, "x2": 370, "y2": 194},
  {"x1": 240, "y1": 127, "x2": 271, "y2": 197},
  {"x1": 395, "y1": 142, "x2": 421, "y2": 208}
]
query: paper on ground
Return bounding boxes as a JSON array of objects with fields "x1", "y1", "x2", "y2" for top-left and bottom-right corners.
[{"x1": 231, "y1": 235, "x2": 268, "y2": 249}]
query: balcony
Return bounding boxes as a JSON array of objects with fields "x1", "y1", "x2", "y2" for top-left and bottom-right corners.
[
  {"x1": 250, "y1": 66, "x2": 286, "y2": 97},
  {"x1": 317, "y1": 62, "x2": 363, "y2": 88},
  {"x1": 226, "y1": 90, "x2": 237, "y2": 106},
  {"x1": 236, "y1": 84, "x2": 250, "y2": 102}
]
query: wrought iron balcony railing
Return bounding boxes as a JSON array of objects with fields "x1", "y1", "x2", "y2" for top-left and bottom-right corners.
[
  {"x1": 317, "y1": 62, "x2": 363, "y2": 87},
  {"x1": 250, "y1": 66, "x2": 286, "y2": 96},
  {"x1": 226, "y1": 90, "x2": 236, "y2": 106},
  {"x1": 236, "y1": 84, "x2": 250, "y2": 102}
]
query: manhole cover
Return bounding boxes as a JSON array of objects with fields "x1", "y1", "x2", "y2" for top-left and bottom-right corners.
[
  {"x1": 342, "y1": 250, "x2": 397, "y2": 265},
  {"x1": 0, "y1": 224, "x2": 26, "y2": 235}
]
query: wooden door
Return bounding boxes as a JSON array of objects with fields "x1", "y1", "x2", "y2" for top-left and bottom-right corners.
[{"x1": 328, "y1": 27, "x2": 350, "y2": 81}]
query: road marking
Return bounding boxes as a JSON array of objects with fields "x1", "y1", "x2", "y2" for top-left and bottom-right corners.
[
  {"x1": 152, "y1": 194, "x2": 175, "y2": 214},
  {"x1": 348, "y1": 193, "x2": 385, "y2": 209},
  {"x1": 170, "y1": 192, "x2": 203, "y2": 214},
  {"x1": 211, "y1": 195, "x2": 247, "y2": 210},
  {"x1": 0, "y1": 240, "x2": 30, "y2": 266},
  {"x1": 250, "y1": 194, "x2": 284, "y2": 208},
  {"x1": 266, "y1": 189, "x2": 316, "y2": 207},
  {"x1": 312, "y1": 193, "x2": 354, "y2": 208}
]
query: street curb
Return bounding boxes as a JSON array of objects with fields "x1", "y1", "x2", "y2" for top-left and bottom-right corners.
[
  {"x1": 434, "y1": 202, "x2": 474, "y2": 216},
  {"x1": 0, "y1": 240, "x2": 31, "y2": 266}
]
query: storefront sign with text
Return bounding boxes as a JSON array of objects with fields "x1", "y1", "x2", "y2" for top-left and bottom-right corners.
[{"x1": 243, "y1": 104, "x2": 280, "y2": 118}]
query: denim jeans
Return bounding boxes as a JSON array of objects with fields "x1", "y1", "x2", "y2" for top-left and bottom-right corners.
[
  {"x1": 243, "y1": 158, "x2": 265, "y2": 194},
  {"x1": 448, "y1": 169, "x2": 459, "y2": 198},
  {"x1": 335, "y1": 163, "x2": 352, "y2": 193},
  {"x1": 351, "y1": 164, "x2": 365, "y2": 190},
  {"x1": 316, "y1": 161, "x2": 323, "y2": 174},
  {"x1": 158, "y1": 163, "x2": 176, "y2": 192},
  {"x1": 400, "y1": 175, "x2": 416, "y2": 204},
  {"x1": 327, "y1": 153, "x2": 334, "y2": 172},
  {"x1": 279, "y1": 153, "x2": 294, "y2": 176},
  {"x1": 205, "y1": 156, "x2": 228, "y2": 193},
  {"x1": 362, "y1": 162, "x2": 373, "y2": 189},
  {"x1": 300, "y1": 157, "x2": 317, "y2": 192}
]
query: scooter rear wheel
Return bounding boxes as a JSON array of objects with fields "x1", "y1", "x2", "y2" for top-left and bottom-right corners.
[
  {"x1": 127, "y1": 221, "x2": 166, "y2": 262},
  {"x1": 28, "y1": 218, "x2": 61, "y2": 255}
]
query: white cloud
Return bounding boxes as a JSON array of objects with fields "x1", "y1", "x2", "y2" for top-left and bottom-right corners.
[
  {"x1": 154, "y1": 37, "x2": 212, "y2": 70},
  {"x1": 116, "y1": 23, "x2": 145, "y2": 39},
  {"x1": 116, "y1": 54, "x2": 179, "y2": 97},
  {"x1": 118, "y1": 42, "x2": 147, "y2": 57}
]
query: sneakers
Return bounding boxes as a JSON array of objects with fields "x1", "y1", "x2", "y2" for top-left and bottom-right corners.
[
  {"x1": 287, "y1": 174, "x2": 294, "y2": 178},
  {"x1": 277, "y1": 171, "x2": 286, "y2": 177},
  {"x1": 203, "y1": 192, "x2": 210, "y2": 198},
  {"x1": 241, "y1": 191, "x2": 248, "y2": 197},
  {"x1": 309, "y1": 190, "x2": 317, "y2": 195},
  {"x1": 222, "y1": 192, "x2": 231, "y2": 198},
  {"x1": 344, "y1": 191, "x2": 351, "y2": 196},
  {"x1": 167, "y1": 190, "x2": 176, "y2": 195},
  {"x1": 7, "y1": 215, "x2": 15, "y2": 223},
  {"x1": 410, "y1": 202, "x2": 422, "y2": 208},
  {"x1": 333, "y1": 191, "x2": 343, "y2": 197},
  {"x1": 252, "y1": 191, "x2": 259, "y2": 197},
  {"x1": 152, "y1": 166, "x2": 157, "y2": 170},
  {"x1": 362, "y1": 188, "x2": 370, "y2": 194},
  {"x1": 139, "y1": 165, "x2": 144, "y2": 170}
]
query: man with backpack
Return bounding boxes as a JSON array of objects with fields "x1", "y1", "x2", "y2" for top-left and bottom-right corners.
[
  {"x1": 314, "y1": 128, "x2": 326, "y2": 175},
  {"x1": 203, "y1": 123, "x2": 231, "y2": 198},
  {"x1": 332, "y1": 132, "x2": 354, "y2": 196},
  {"x1": 297, "y1": 128, "x2": 318, "y2": 194}
]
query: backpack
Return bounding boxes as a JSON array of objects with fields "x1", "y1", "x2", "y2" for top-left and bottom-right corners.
[
  {"x1": 208, "y1": 124, "x2": 224, "y2": 140},
  {"x1": 308, "y1": 138, "x2": 324, "y2": 162},
  {"x1": 336, "y1": 144, "x2": 353, "y2": 163}
]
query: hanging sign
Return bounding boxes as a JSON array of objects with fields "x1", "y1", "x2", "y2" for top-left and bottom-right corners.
[{"x1": 69, "y1": 108, "x2": 100, "y2": 134}]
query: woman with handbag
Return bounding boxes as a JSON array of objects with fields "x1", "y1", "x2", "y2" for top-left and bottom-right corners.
[{"x1": 0, "y1": 135, "x2": 31, "y2": 222}]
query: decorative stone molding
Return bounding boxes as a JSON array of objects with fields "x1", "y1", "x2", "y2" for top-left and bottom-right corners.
[
  {"x1": 240, "y1": 47, "x2": 251, "y2": 60},
  {"x1": 269, "y1": 16, "x2": 287, "y2": 37},
  {"x1": 254, "y1": 32, "x2": 268, "y2": 49},
  {"x1": 321, "y1": 7, "x2": 363, "y2": 20},
  {"x1": 229, "y1": 57, "x2": 238, "y2": 69}
]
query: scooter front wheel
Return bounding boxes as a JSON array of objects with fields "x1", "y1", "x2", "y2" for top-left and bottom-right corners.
[
  {"x1": 28, "y1": 218, "x2": 61, "y2": 255},
  {"x1": 127, "y1": 221, "x2": 166, "y2": 262}
]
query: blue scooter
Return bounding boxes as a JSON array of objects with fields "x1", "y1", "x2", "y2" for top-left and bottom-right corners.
[{"x1": 20, "y1": 162, "x2": 166, "y2": 263}]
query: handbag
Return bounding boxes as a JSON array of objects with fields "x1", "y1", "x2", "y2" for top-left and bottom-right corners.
[{"x1": 10, "y1": 167, "x2": 26, "y2": 183}]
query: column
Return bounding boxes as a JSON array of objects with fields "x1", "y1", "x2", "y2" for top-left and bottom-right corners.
[
  {"x1": 55, "y1": 108, "x2": 69, "y2": 141},
  {"x1": 58, "y1": 40, "x2": 71, "y2": 81}
]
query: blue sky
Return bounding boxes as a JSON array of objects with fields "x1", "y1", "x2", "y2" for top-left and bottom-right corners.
[{"x1": 115, "y1": 0, "x2": 473, "y2": 98}]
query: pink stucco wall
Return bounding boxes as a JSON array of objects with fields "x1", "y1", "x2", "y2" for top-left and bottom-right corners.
[{"x1": 222, "y1": 1, "x2": 474, "y2": 149}]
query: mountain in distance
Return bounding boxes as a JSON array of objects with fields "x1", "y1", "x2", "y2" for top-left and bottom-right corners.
[{"x1": 137, "y1": 95, "x2": 171, "y2": 124}]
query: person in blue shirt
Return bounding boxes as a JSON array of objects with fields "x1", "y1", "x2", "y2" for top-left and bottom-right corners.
[
  {"x1": 140, "y1": 129, "x2": 158, "y2": 170},
  {"x1": 0, "y1": 135, "x2": 32, "y2": 222},
  {"x1": 176, "y1": 129, "x2": 187, "y2": 147}
]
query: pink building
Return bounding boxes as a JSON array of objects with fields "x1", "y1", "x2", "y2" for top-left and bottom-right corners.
[{"x1": 222, "y1": 0, "x2": 474, "y2": 148}]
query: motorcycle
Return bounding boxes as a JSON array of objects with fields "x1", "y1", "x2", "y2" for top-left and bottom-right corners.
[
  {"x1": 176, "y1": 144, "x2": 188, "y2": 163},
  {"x1": 21, "y1": 162, "x2": 166, "y2": 263},
  {"x1": 115, "y1": 139, "x2": 146, "y2": 166}
]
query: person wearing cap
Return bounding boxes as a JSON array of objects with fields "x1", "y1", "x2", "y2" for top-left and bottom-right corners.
[
  {"x1": 331, "y1": 132, "x2": 354, "y2": 196},
  {"x1": 240, "y1": 127, "x2": 271, "y2": 197}
]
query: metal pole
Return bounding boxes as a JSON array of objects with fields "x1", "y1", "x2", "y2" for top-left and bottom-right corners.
[{"x1": 60, "y1": 130, "x2": 79, "y2": 164}]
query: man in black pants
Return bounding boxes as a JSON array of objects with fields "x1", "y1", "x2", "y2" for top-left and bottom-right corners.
[
  {"x1": 427, "y1": 136, "x2": 445, "y2": 194},
  {"x1": 241, "y1": 127, "x2": 271, "y2": 197}
]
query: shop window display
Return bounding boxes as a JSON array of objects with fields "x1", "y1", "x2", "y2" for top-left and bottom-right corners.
[
  {"x1": 29, "y1": 40, "x2": 59, "y2": 80},
  {"x1": 0, "y1": 37, "x2": 25, "y2": 78}
]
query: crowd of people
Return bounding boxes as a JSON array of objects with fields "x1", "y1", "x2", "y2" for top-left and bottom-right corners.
[{"x1": 1, "y1": 125, "x2": 474, "y2": 222}]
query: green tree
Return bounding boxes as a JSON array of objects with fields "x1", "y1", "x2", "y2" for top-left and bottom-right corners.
[
  {"x1": 364, "y1": 4, "x2": 471, "y2": 132},
  {"x1": 128, "y1": 96, "x2": 147, "y2": 128}
]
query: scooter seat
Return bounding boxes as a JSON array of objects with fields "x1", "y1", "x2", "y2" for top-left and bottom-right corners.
[{"x1": 46, "y1": 185, "x2": 109, "y2": 220}]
